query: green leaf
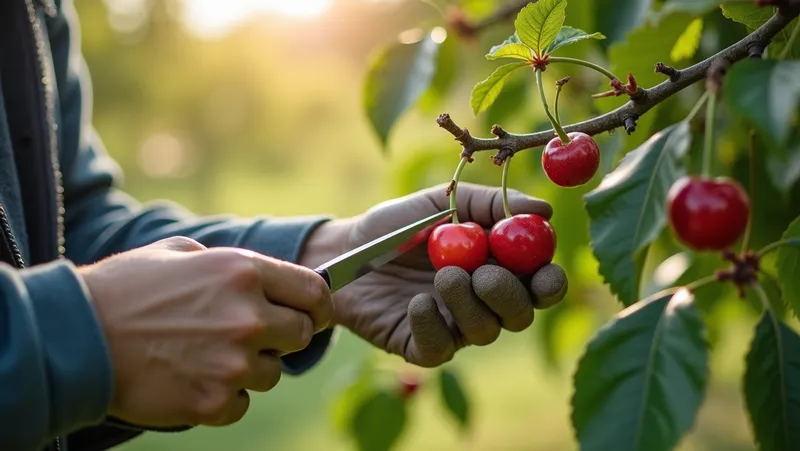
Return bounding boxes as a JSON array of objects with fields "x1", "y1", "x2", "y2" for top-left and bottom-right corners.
[
  {"x1": 363, "y1": 31, "x2": 441, "y2": 150},
  {"x1": 351, "y1": 389, "x2": 407, "y2": 451},
  {"x1": 514, "y1": 0, "x2": 568, "y2": 57},
  {"x1": 743, "y1": 309, "x2": 800, "y2": 450},
  {"x1": 545, "y1": 26, "x2": 606, "y2": 54},
  {"x1": 470, "y1": 61, "x2": 529, "y2": 115},
  {"x1": 777, "y1": 216, "x2": 800, "y2": 319},
  {"x1": 767, "y1": 151, "x2": 800, "y2": 194},
  {"x1": 481, "y1": 74, "x2": 530, "y2": 130},
  {"x1": 593, "y1": 0, "x2": 654, "y2": 51},
  {"x1": 438, "y1": 368, "x2": 470, "y2": 430},
  {"x1": 724, "y1": 60, "x2": 800, "y2": 151},
  {"x1": 670, "y1": 18, "x2": 703, "y2": 62},
  {"x1": 658, "y1": 0, "x2": 737, "y2": 19},
  {"x1": 585, "y1": 122, "x2": 692, "y2": 306},
  {"x1": 721, "y1": 3, "x2": 774, "y2": 30},
  {"x1": 571, "y1": 289, "x2": 710, "y2": 451},
  {"x1": 486, "y1": 33, "x2": 533, "y2": 61},
  {"x1": 418, "y1": 30, "x2": 460, "y2": 112}
]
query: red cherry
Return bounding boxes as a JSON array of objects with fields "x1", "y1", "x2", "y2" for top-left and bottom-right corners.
[
  {"x1": 397, "y1": 374, "x2": 421, "y2": 401},
  {"x1": 489, "y1": 214, "x2": 556, "y2": 275},
  {"x1": 428, "y1": 222, "x2": 489, "y2": 273},
  {"x1": 542, "y1": 132, "x2": 600, "y2": 187},
  {"x1": 667, "y1": 176, "x2": 750, "y2": 251}
]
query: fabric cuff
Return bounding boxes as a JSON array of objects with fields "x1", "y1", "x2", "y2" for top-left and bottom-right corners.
[
  {"x1": 21, "y1": 259, "x2": 114, "y2": 435},
  {"x1": 236, "y1": 216, "x2": 337, "y2": 375}
]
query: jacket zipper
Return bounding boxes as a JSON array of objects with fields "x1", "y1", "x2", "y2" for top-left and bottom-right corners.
[
  {"x1": 22, "y1": 1, "x2": 66, "y2": 450},
  {"x1": 0, "y1": 203, "x2": 25, "y2": 268}
]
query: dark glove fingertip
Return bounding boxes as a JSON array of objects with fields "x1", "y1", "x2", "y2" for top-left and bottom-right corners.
[{"x1": 530, "y1": 264, "x2": 568, "y2": 309}]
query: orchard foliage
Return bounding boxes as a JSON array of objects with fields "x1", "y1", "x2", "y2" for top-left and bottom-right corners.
[{"x1": 338, "y1": 0, "x2": 800, "y2": 450}]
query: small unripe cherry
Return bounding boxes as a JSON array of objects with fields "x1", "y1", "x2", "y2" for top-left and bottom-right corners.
[
  {"x1": 666, "y1": 175, "x2": 750, "y2": 251},
  {"x1": 542, "y1": 132, "x2": 600, "y2": 187},
  {"x1": 489, "y1": 214, "x2": 556, "y2": 275}
]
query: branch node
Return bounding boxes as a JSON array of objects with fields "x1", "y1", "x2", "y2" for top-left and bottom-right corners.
[
  {"x1": 654, "y1": 62, "x2": 681, "y2": 82},
  {"x1": 706, "y1": 57, "x2": 731, "y2": 94},
  {"x1": 491, "y1": 124, "x2": 509, "y2": 138},
  {"x1": 629, "y1": 87, "x2": 647, "y2": 103},
  {"x1": 624, "y1": 116, "x2": 638, "y2": 135},
  {"x1": 491, "y1": 147, "x2": 515, "y2": 166},
  {"x1": 746, "y1": 40, "x2": 767, "y2": 59}
]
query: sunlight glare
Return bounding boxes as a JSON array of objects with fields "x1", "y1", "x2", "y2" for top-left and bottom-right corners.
[{"x1": 182, "y1": 0, "x2": 334, "y2": 38}]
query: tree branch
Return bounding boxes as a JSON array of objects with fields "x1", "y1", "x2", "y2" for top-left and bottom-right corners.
[{"x1": 437, "y1": 6, "x2": 799, "y2": 161}]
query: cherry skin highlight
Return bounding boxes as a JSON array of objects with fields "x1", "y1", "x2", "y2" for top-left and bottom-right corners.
[
  {"x1": 667, "y1": 176, "x2": 750, "y2": 251},
  {"x1": 428, "y1": 222, "x2": 489, "y2": 273},
  {"x1": 542, "y1": 132, "x2": 600, "y2": 187},
  {"x1": 489, "y1": 214, "x2": 556, "y2": 276}
]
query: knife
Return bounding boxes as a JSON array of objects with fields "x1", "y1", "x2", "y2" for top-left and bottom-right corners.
[{"x1": 314, "y1": 208, "x2": 455, "y2": 292}]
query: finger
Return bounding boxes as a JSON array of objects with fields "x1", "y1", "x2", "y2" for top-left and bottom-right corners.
[
  {"x1": 529, "y1": 264, "x2": 568, "y2": 309},
  {"x1": 434, "y1": 266, "x2": 501, "y2": 346},
  {"x1": 257, "y1": 302, "x2": 314, "y2": 354},
  {"x1": 426, "y1": 182, "x2": 553, "y2": 228},
  {"x1": 145, "y1": 236, "x2": 207, "y2": 252},
  {"x1": 252, "y1": 255, "x2": 333, "y2": 332},
  {"x1": 193, "y1": 385, "x2": 250, "y2": 427},
  {"x1": 242, "y1": 351, "x2": 282, "y2": 392},
  {"x1": 406, "y1": 293, "x2": 457, "y2": 367},
  {"x1": 472, "y1": 265, "x2": 534, "y2": 332}
]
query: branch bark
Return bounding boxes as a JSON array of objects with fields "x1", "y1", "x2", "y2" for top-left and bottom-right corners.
[{"x1": 437, "y1": 6, "x2": 800, "y2": 160}]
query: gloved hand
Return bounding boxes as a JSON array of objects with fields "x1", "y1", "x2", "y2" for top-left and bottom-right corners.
[{"x1": 310, "y1": 182, "x2": 568, "y2": 368}]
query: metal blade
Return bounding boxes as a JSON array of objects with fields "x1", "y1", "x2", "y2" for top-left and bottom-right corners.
[{"x1": 315, "y1": 208, "x2": 454, "y2": 292}]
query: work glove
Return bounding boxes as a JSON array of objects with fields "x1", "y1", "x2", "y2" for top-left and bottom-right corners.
[{"x1": 332, "y1": 182, "x2": 568, "y2": 367}]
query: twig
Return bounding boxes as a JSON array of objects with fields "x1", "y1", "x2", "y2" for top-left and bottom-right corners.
[{"x1": 437, "y1": 8, "x2": 799, "y2": 158}]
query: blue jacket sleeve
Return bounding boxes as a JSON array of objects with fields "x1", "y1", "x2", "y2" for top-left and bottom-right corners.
[
  {"x1": 48, "y1": 1, "x2": 336, "y2": 375},
  {"x1": 0, "y1": 260, "x2": 114, "y2": 451}
]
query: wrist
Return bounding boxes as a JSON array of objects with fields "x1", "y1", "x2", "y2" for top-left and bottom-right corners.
[{"x1": 297, "y1": 217, "x2": 354, "y2": 271}]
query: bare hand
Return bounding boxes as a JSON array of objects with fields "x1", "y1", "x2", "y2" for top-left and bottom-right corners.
[{"x1": 78, "y1": 237, "x2": 332, "y2": 428}]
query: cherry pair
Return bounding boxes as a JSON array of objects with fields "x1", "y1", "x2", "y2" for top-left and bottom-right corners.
[{"x1": 427, "y1": 214, "x2": 556, "y2": 276}]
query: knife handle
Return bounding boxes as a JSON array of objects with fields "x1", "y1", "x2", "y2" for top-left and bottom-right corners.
[{"x1": 314, "y1": 268, "x2": 331, "y2": 289}]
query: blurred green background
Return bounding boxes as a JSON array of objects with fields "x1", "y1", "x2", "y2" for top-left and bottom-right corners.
[{"x1": 73, "y1": 0, "x2": 784, "y2": 449}]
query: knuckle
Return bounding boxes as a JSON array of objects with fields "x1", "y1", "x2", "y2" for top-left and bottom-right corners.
[
  {"x1": 305, "y1": 273, "x2": 332, "y2": 319},
  {"x1": 230, "y1": 315, "x2": 267, "y2": 343},
  {"x1": 222, "y1": 356, "x2": 250, "y2": 383},
  {"x1": 165, "y1": 236, "x2": 205, "y2": 252}
]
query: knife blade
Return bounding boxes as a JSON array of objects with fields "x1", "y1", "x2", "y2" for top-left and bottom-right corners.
[{"x1": 314, "y1": 208, "x2": 455, "y2": 292}]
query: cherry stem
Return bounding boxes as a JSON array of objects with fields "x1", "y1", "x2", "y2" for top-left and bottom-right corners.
[
  {"x1": 449, "y1": 157, "x2": 469, "y2": 224},
  {"x1": 501, "y1": 156, "x2": 512, "y2": 219},
  {"x1": 554, "y1": 80, "x2": 565, "y2": 127},
  {"x1": 685, "y1": 274, "x2": 719, "y2": 292},
  {"x1": 535, "y1": 68, "x2": 570, "y2": 144},
  {"x1": 752, "y1": 281, "x2": 775, "y2": 315},
  {"x1": 741, "y1": 129, "x2": 756, "y2": 254},
  {"x1": 547, "y1": 57, "x2": 618, "y2": 81},
  {"x1": 702, "y1": 91, "x2": 718, "y2": 178},
  {"x1": 779, "y1": 19, "x2": 800, "y2": 59},
  {"x1": 757, "y1": 238, "x2": 800, "y2": 257},
  {"x1": 685, "y1": 91, "x2": 710, "y2": 123}
]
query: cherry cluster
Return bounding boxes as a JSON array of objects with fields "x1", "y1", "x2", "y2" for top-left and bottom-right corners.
[{"x1": 428, "y1": 213, "x2": 556, "y2": 276}]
